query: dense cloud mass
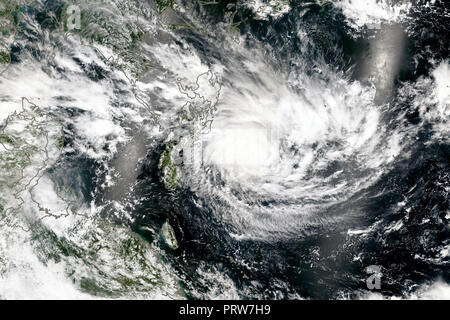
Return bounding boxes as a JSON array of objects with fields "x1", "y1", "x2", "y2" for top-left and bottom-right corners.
[{"x1": 0, "y1": 0, "x2": 448, "y2": 299}]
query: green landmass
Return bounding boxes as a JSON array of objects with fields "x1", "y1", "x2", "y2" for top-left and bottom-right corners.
[
  {"x1": 161, "y1": 219, "x2": 178, "y2": 250},
  {"x1": 154, "y1": 0, "x2": 175, "y2": 14},
  {"x1": 159, "y1": 143, "x2": 181, "y2": 190}
]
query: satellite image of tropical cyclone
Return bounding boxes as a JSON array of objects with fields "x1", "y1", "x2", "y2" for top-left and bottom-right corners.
[{"x1": 0, "y1": 0, "x2": 448, "y2": 301}]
